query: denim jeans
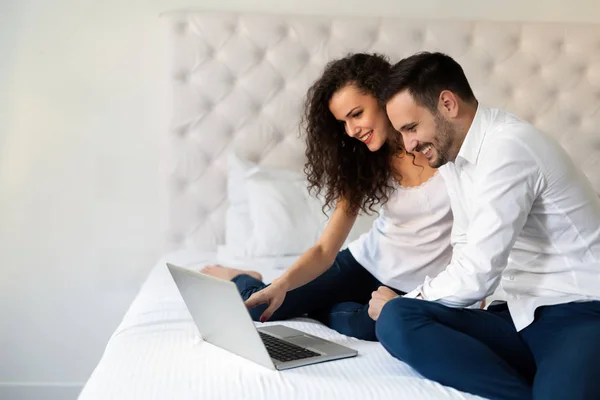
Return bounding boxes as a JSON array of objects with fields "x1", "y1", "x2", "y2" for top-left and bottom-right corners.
[
  {"x1": 232, "y1": 249, "x2": 404, "y2": 341},
  {"x1": 376, "y1": 298, "x2": 600, "y2": 400}
]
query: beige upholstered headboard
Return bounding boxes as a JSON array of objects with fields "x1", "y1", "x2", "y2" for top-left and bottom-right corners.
[{"x1": 161, "y1": 11, "x2": 600, "y2": 251}]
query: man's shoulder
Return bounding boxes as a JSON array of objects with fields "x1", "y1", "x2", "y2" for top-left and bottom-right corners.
[
  {"x1": 483, "y1": 109, "x2": 549, "y2": 155},
  {"x1": 488, "y1": 108, "x2": 537, "y2": 136}
]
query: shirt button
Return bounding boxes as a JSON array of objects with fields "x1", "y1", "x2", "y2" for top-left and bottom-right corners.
[
  {"x1": 511, "y1": 295, "x2": 518, "y2": 300},
  {"x1": 509, "y1": 276, "x2": 515, "y2": 281}
]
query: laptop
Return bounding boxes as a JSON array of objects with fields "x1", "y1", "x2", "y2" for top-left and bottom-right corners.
[{"x1": 167, "y1": 263, "x2": 358, "y2": 370}]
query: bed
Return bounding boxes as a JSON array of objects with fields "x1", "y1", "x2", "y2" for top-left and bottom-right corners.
[{"x1": 79, "y1": 11, "x2": 600, "y2": 400}]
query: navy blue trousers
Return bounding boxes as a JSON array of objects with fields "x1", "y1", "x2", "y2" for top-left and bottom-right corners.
[
  {"x1": 232, "y1": 249, "x2": 404, "y2": 341},
  {"x1": 376, "y1": 297, "x2": 600, "y2": 400}
]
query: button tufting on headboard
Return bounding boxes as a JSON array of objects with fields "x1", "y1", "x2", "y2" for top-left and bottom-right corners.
[{"x1": 162, "y1": 12, "x2": 600, "y2": 251}]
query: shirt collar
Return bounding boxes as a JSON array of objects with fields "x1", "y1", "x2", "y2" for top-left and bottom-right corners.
[{"x1": 455, "y1": 105, "x2": 491, "y2": 167}]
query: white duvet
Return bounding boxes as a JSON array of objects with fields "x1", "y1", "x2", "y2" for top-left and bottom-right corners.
[{"x1": 79, "y1": 249, "x2": 483, "y2": 400}]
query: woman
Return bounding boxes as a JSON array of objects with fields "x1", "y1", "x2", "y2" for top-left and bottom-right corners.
[{"x1": 202, "y1": 53, "x2": 454, "y2": 341}]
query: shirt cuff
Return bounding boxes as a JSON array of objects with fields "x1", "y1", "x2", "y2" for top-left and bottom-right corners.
[{"x1": 404, "y1": 286, "x2": 423, "y2": 299}]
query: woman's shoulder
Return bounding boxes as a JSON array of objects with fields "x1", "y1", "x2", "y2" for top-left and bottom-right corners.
[
  {"x1": 395, "y1": 168, "x2": 445, "y2": 193},
  {"x1": 383, "y1": 169, "x2": 451, "y2": 217}
]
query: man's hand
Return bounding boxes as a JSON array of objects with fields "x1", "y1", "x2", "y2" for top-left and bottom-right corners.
[{"x1": 368, "y1": 286, "x2": 400, "y2": 321}]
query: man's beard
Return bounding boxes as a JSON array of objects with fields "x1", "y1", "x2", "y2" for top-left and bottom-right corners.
[{"x1": 417, "y1": 113, "x2": 456, "y2": 168}]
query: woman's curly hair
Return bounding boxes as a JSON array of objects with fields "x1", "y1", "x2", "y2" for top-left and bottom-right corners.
[{"x1": 302, "y1": 53, "x2": 402, "y2": 215}]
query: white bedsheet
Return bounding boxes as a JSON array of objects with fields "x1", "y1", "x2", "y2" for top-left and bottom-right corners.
[{"x1": 79, "y1": 249, "x2": 483, "y2": 400}]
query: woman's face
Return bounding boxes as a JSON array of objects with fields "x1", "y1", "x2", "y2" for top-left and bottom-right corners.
[{"x1": 329, "y1": 84, "x2": 391, "y2": 152}]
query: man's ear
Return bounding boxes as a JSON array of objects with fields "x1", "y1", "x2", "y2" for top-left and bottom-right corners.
[{"x1": 438, "y1": 90, "x2": 459, "y2": 118}]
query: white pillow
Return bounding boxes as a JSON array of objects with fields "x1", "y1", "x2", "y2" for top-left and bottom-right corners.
[
  {"x1": 223, "y1": 152, "x2": 255, "y2": 256},
  {"x1": 223, "y1": 151, "x2": 328, "y2": 258},
  {"x1": 244, "y1": 166, "x2": 328, "y2": 257}
]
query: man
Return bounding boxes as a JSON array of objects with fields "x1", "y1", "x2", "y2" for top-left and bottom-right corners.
[{"x1": 368, "y1": 52, "x2": 600, "y2": 400}]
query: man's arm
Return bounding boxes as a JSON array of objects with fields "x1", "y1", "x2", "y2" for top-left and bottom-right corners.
[{"x1": 408, "y1": 134, "x2": 544, "y2": 307}]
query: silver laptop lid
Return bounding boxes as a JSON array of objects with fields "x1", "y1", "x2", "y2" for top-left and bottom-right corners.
[{"x1": 167, "y1": 263, "x2": 275, "y2": 370}]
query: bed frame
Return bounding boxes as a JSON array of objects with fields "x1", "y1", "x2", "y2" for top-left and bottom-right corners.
[{"x1": 162, "y1": 11, "x2": 600, "y2": 252}]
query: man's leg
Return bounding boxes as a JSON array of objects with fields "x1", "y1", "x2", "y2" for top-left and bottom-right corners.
[
  {"x1": 520, "y1": 301, "x2": 600, "y2": 400},
  {"x1": 232, "y1": 249, "x2": 380, "y2": 321},
  {"x1": 376, "y1": 298, "x2": 535, "y2": 400}
]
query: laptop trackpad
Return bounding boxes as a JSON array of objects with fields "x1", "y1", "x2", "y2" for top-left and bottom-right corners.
[{"x1": 287, "y1": 335, "x2": 324, "y2": 350}]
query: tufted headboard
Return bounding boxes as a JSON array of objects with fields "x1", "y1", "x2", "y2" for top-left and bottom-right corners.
[{"x1": 161, "y1": 11, "x2": 600, "y2": 252}]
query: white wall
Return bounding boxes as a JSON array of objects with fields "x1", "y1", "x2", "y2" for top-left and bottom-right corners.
[{"x1": 2, "y1": 0, "x2": 600, "y2": 399}]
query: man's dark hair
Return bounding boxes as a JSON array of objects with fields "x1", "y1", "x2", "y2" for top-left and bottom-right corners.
[{"x1": 379, "y1": 52, "x2": 477, "y2": 111}]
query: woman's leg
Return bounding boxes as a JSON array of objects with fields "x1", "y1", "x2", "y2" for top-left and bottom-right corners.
[
  {"x1": 315, "y1": 302, "x2": 377, "y2": 341},
  {"x1": 203, "y1": 249, "x2": 381, "y2": 323},
  {"x1": 313, "y1": 286, "x2": 405, "y2": 341}
]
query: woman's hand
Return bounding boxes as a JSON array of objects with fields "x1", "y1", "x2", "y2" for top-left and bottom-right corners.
[{"x1": 245, "y1": 278, "x2": 290, "y2": 323}]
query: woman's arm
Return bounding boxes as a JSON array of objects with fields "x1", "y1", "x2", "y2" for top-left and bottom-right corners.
[
  {"x1": 244, "y1": 197, "x2": 358, "y2": 320},
  {"x1": 275, "y1": 197, "x2": 358, "y2": 292}
]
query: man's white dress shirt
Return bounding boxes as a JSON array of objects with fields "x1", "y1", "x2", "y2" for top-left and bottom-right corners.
[{"x1": 407, "y1": 106, "x2": 600, "y2": 331}]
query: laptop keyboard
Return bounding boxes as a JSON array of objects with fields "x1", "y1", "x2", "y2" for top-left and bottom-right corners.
[{"x1": 259, "y1": 331, "x2": 320, "y2": 362}]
